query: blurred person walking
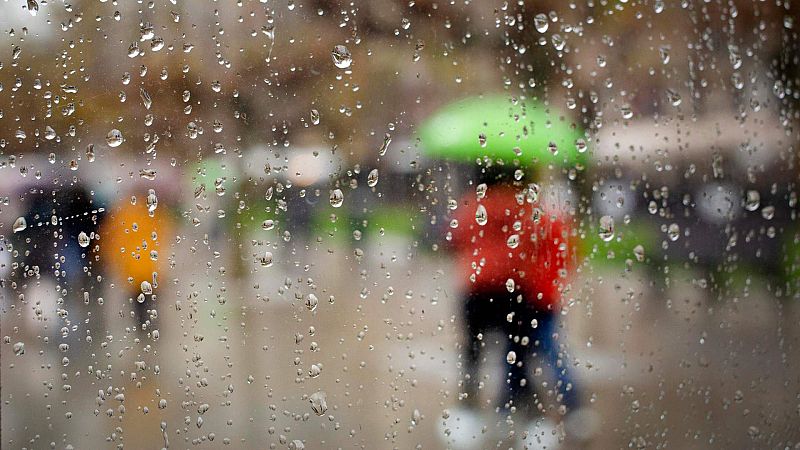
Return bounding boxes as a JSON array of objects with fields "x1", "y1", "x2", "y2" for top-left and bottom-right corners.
[
  {"x1": 100, "y1": 189, "x2": 174, "y2": 337},
  {"x1": 8, "y1": 183, "x2": 105, "y2": 339},
  {"x1": 419, "y1": 96, "x2": 595, "y2": 447},
  {"x1": 444, "y1": 164, "x2": 592, "y2": 448}
]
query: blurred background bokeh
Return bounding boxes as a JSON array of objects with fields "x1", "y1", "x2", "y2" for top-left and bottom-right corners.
[{"x1": 1, "y1": 0, "x2": 799, "y2": 448}]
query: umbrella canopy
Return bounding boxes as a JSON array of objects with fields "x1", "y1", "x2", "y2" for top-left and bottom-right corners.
[{"x1": 418, "y1": 95, "x2": 586, "y2": 167}]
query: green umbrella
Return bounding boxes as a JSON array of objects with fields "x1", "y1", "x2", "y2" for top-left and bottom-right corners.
[{"x1": 418, "y1": 95, "x2": 586, "y2": 167}]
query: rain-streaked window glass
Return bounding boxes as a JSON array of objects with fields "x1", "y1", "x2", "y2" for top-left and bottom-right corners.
[{"x1": 1, "y1": 1, "x2": 798, "y2": 449}]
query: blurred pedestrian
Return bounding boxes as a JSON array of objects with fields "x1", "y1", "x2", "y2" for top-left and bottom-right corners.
[
  {"x1": 9, "y1": 183, "x2": 105, "y2": 337},
  {"x1": 100, "y1": 189, "x2": 174, "y2": 336},
  {"x1": 444, "y1": 163, "x2": 589, "y2": 446}
]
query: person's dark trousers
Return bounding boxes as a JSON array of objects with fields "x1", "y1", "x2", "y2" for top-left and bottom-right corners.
[{"x1": 460, "y1": 290, "x2": 579, "y2": 416}]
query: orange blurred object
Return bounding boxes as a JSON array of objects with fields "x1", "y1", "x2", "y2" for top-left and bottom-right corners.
[{"x1": 100, "y1": 201, "x2": 174, "y2": 288}]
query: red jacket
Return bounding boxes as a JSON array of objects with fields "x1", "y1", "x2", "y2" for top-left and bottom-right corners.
[{"x1": 449, "y1": 185, "x2": 573, "y2": 310}]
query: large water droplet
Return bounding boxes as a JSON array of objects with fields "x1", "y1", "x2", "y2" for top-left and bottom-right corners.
[
  {"x1": 761, "y1": 205, "x2": 775, "y2": 220},
  {"x1": 106, "y1": 129, "x2": 124, "y2": 147},
  {"x1": 378, "y1": 133, "x2": 392, "y2": 156},
  {"x1": 476, "y1": 183, "x2": 487, "y2": 199},
  {"x1": 140, "y1": 88, "x2": 152, "y2": 110},
  {"x1": 598, "y1": 215, "x2": 615, "y2": 242},
  {"x1": 534, "y1": 13, "x2": 549, "y2": 33},
  {"x1": 367, "y1": 169, "x2": 379, "y2": 187},
  {"x1": 78, "y1": 231, "x2": 91, "y2": 248},
  {"x1": 506, "y1": 234, "x2": 520, "y2": 249},
  {"x1": 475, "y1": 204, "x2": 488, "y2": 226},
  {"x1": 506, "y1": 351, "x2": 517, "y2": 364},
  {"x1": 659, "y1": 46, "x2": 670, "y2": 64},
  {"x1": 329, "y1": 189, "x2": 344, "y2": 208},
  {"x1": 305, "y1": 294, "x2": 319, "y2": 312},
  {"x1": 309, "y1": 391, "x2": 328, "y2": 416},
  {"x1": 331, "y1": 45, "x2": 352, "y2": 69},
  {"x1": 26, "y1": 0, "x2": 38, "y2": 16},
  {"x1": 666, "y1": 89, "x2": 682, "y2": 106},
  {"x1": 575, "y1": 138, "x2": 588, "y2": 153},
  {"x1": 505, "y1": 278, "x2": 515, "y2": 293},
  {"x1": 13, "y1": 217, "x2": 27, "y2": 233},
  {"x1": 259, "y1": 252, "x2": 274, "y2": 267},
  {"x1": 146, "y1": 189, "x2": 158, "y2": 215},
  {"x1": 667, "y1": 223, "x2": 680, "y2": 241},
  {"x1": 633, "y1": 244, "x2": 645, "y2": 262},
  {"x1": 744, "y1": 190, "x2": 760, "y2": 211}
]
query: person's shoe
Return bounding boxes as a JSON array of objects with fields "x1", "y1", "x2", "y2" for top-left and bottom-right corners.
[
  {"x1": 438, "y1": 407, "x2": 484, "y2": 450},
  {"x1": 522, "y1": 417, "x2": 562, "y2": 449},
  {"x1": 564, "y1": 407, "x2": 601, "y2": 442}
]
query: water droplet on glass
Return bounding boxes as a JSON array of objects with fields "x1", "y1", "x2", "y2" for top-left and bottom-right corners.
[
  {"x1": 475, "y1": 204, "x2": 488, "y2": 226},
  {"x1": 78, "y1": 232, "x2": 90, "y2": 248},
  {"x1": 331, "y1": 45, "x2": 352, "y2": 69},
  {"x1": 140, "y1": 88, "x2": 152, "y2": 110},
  {"x1": 140, "y1": 169, "x2": 157, "y2": 180},
  {"x1": 659, "y1": 46, "x2": 670, "y2": 64},
  {"x1": 551, "y1": 34, "x2": 566, "y2": 51},
  {"x1": 506, "y1": 234, "x2": 520, "y2": 249},
  {"x1": 151, "y1": 36, "x2": 165, "y2": 52},
  {"x1": 27, "y1": 0, "x2": 38, "y2": 16},
  {"x1": 309, "y1": 391, "x2": 327, "y2": 416},
  {"x1": 13, "y1": 342, "x2": 25, "y2": 356},
  {"x1": 666, "y1": 89, "x2": 682, "y2": 106},
  {"x1": 575, "y1": 138, "x2": 588, "y2": 153},
  {"x1": 728, "y1": 44, "x2": 742, "y2": 69},
  {"x1": 128, "y1": 42, "x2": 140, "y2": 58},
  {"x1": 305, "y1": 294, "x2": 319, "y2": 312},
  {"x1": 534, "y1": 13, "x2": 549, "y2": 33},
  {"x1": 506, "y1": 351, "x2": 517, "y2": 364},
  {"x1": 141, "y1": 280, "x2": 153, "y2": 295},
  {"x1": 378, "y1": 133, "x2": 392, "y2": 156},
  {"x1": 744, "y1": 190, "x2": 760, "y2": 211},
  {"x1": 261, "y1": 219, "x2": 275, "y2": 231},
  {"x1": 633, "y1": 244, "x2": 645, "y2": 262},
  {"x1": 106, "y1": 129, "x2": 123, "y2": 147},
  {"x1": 621, "y1": 105, "x2": 633, "y2": 119},
  {"x1": 367, "y1": 169, "x2": 379, "y2": 187},
  {"x1": 505, "y1": 278, "x2": 515, "y2": 293},
  {"x1": 667, "y1": 223, "x2": 680, "y2": 241},
  {"x1": 310, "y1": 109, "x2": 320, "y2": 125},
  {"x1": 329, "y1": 189, "x2": 344, "y2": 208},
  {"x1": 258, "y1": 251, "x2": 274, "y2": 267},
  {"x1": 13, "y1": 217, "x2": 27, "y2": 233},
  {"x1": 476, "y1": 183, "x2": 488, "y2": 199},
  {"x1": 478, "y1": 133, "x2": 487, "y2": 147},
  {"x1": 761, "y1": 205, "x2": 775, "y2": 220},
  {"x1": 598, "y1": 215, "x2": 615, "y2": 242},
  {"x1": 145, "y1": 189, "x2": 158, "y2": 213}
]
